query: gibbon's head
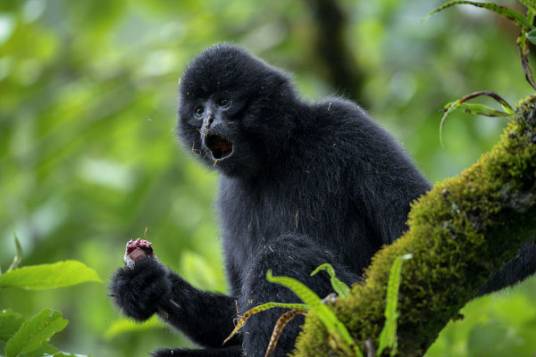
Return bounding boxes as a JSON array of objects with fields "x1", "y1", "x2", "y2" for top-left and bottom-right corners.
[{"x1": 178, "y1": 44, "x2": 298, "y2": 177}]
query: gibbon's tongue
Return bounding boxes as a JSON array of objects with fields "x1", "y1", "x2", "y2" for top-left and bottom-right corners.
[{"x1": 206, "y1": 134, "x2": 233, "y2": 160}]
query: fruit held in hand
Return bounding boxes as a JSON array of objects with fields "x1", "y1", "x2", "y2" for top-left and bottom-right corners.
[{"x1": 124, "y1": 239, "x2": 154, "y2": 269}]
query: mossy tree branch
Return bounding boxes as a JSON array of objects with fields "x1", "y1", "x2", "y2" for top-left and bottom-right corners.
[{"x1": 293, "y1": 96, "x2": 536, "y2": 356}]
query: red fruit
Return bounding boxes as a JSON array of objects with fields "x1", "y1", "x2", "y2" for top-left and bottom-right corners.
[
  {"x1": 124, "y1": 239, "x2": 154, "y2": 268},
  {"x1": 126, "y1": 239, "x2": 153, "y2": 255}
]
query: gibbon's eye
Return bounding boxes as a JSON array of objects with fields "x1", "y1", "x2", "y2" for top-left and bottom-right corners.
[
  {"x1": 194, "y1": 105, "x2": 204, "y2": 119},
  {"x1": 217, "y1": 98, "x2": 232, "y2": 109}
]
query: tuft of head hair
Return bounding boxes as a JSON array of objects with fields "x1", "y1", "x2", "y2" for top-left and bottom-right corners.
[{"x1": 179, "y1": 43, "x2": 291, "y2": 100}]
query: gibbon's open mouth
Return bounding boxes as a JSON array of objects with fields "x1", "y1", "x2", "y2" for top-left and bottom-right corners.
[{"x1": 205, "y1": 134, "x2": 234, "y2": 160}]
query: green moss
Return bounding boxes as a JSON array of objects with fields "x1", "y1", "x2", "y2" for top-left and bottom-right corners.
[{"x1": 292, "y1": 95, "x2": 536, "y2": 356}]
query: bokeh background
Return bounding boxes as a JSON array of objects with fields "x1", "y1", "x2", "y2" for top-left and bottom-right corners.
[{"x1": 1, "y1": 0, "x2": 535, "y2": 356}]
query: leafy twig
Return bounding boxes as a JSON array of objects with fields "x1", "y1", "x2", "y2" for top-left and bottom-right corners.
[
  {"x1": 265, "y1": 309, "x2": 306, "y2": 357},
  {"x1": 429, "y1": 1, "x2": 531, "y2": 30},
  {"x1": 223, "y1": 302, "x2": 308, "y2": 345},
  {"x1": 266, "y1": 271, "x2": 363, "y2": 357},
  {"x1": 439, "y1": 91, "x2": 514, "y2": 146},
  {"x1": 311, "y1": 263, "x2": 351, "y2": 298}
]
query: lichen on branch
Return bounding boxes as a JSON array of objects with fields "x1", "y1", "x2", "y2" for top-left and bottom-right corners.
[{"x1": 293, "y1": 95, "x2": 536, "y2": 356}]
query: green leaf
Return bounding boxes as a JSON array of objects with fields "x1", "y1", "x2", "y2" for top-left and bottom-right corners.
[
  {"x1": 439, "y1": 91, "x2": 513, "y2": 146},
  {"x1": 23, "y1": 342, "x2": 58, "y2": 357},
  {"x1": 5, "y1": 309, "x2": 68, "y2": 357},
  {"x1": 310, "y1": 263, "x2": 351, "y2": 298},
  {"x1": 7, "y1": 235, "x2": 23, "y2": 272},
  {"x1": 34, "y1": 346, "x2": 86, "y2": 357},
  {"x1": 0, "y1": 310, "x2": 24, "y2": 342},
  {"x1": 0, "y1": 260, "x2": 101, "y2": 290},
  {"x1": 377, "y1": 254, "x2": 412, "y2": 357},
  {"x1": 429, "y1": 1, "x2": 532, "y2": 30},
  {"x1": 266, "y1": 271, "x2": 363, "y2": 357},
  {"x1": 459, "y1": 103, "x2": 512, "y2": 117},
  {"x1": 104, "y1": 316, "x2": 164, "y2": 340}
]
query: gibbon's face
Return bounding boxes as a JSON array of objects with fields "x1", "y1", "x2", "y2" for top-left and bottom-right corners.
[
  {"x1": 184, "y1": 93, "x2": 243, "y2": 161},
  {"x1": 177, "y1": 44, "x2": 292, "y2": 177}
]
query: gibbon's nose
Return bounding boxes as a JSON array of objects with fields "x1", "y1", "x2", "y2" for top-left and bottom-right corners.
[
  {"x1": 203, "y1": 109, "x2": 215, "y2": 128},
  {"x1": 206, "y1": 111, "x2": 226, "y2": 130}
]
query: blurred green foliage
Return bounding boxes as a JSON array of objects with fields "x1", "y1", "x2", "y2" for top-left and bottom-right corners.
[
  {"x1": 0, "y1": 0, "x2": 534, "y2": 355},
  {"x1": 0, "y1": 246, "x2": 101, "y2": 356}
]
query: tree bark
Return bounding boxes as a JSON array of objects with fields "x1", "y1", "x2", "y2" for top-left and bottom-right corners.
[
  {"x1": 302, "y1": 0, "x2": 367, "y2": 106},
  {"x1": 292, "y1": 95, "x2": 536, "y2": 356}
]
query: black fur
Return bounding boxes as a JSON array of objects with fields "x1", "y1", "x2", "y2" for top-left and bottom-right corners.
[
  {"x1": 110, "y1": 44, "x2": 535, "y2": 356},
  {"x1": 152, "y1": 346, "x2": 243, "y2": 357},
  {"x1": 110, "y1": 258, "x2": 170, "y2": 321}
]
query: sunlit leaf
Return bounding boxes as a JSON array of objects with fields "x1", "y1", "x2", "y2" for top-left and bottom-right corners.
[
  {"x1": 310, "y1": 263, "x2": 351, "y2": 298},
  {"x1": 439, "y1": 91, "x2": 513, "y2": 146},
  {"x1": 377, "y1": 254, "x2": 412, "y2": 356},
  {"x1": 266, "y1": 271, "x2": 363, "y2": 357},
  {"x1": 5, "y1": 309, "x2": 68, "y2": 357},
  {"x1": 460, "y1": 103, "x2": 512, "y2": 117},
  {"x1": 23, "y1": 342, "x2": 58, "y2": 357},
  {"x1": 0, "y1": 260, "x2": 101, "y2": 290}
]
